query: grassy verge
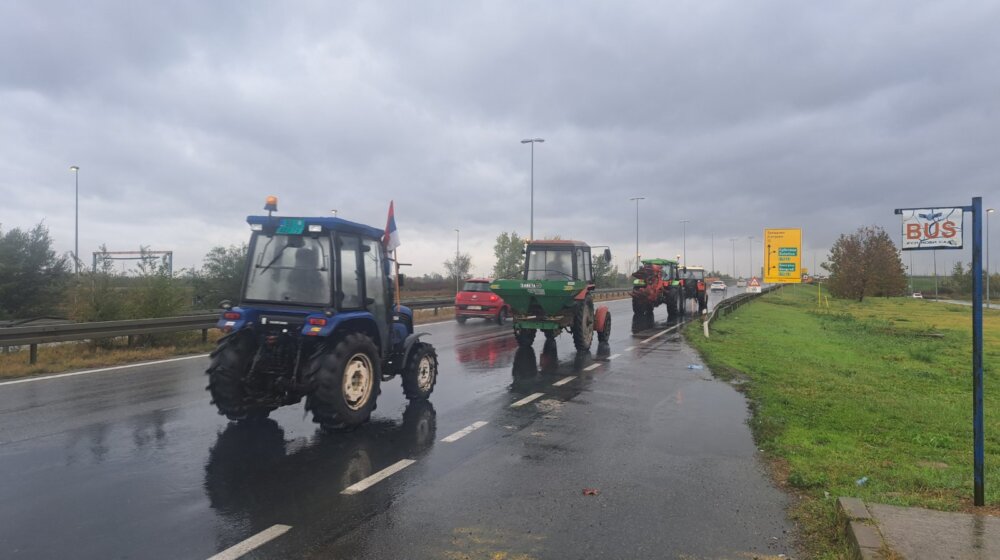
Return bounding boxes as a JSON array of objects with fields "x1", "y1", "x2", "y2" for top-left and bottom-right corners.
[
  {"x1": 0, "y1": 332, "x2": 221, "y2": 380},
  {"x1": 686, "y1": 284, "x2": 1000, "y2": 559}
]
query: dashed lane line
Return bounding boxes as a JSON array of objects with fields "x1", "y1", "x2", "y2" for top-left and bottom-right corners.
[
  {"x1": 441, "y1": 421, "x2": 489, "y2": 443},
  {"x1": 341, "y1": 459, "x2": 416, "y2": 495},
  {"x1": 584, "y1": 363, "x2": 601, "y2": 371},
  {"x1": 0, "y1": 354, "x2": 209, "y2": 387},
  {"x1": 510, "y1": 392, "x2": 545, "y2": 408},
  {"x1": 552, "y1": 376, "x2": 576, "y2": 387},
  {"x1": 623, "y1": 346, "x2": 636, "y2": 351},
  {"x1": 608, "y1": 353, "x2": 621, "y2": 360},
  {"x1": 207, "y1": 524, "x2": 291, "y2": 560},
  {"x1": 640, "y1": 324, "x2": 679, "y2": 344}
]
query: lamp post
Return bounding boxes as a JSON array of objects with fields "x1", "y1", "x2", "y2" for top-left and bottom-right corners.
[
  {"x1": 629, "y1": 197, "x2": 645, "y2": 264},
  {"x1": 520, "y1": 138, "x2": 544, "y2": 240},
  {"x1": 711, "y1": 233, "x2": 715, "y2": 275},
  {"x1": 680, "y1": 220, "x2": 690, "y2": 265},
  {"x1": 454, "y1": 228, "x2": 460, "y2": 294},
  {"x1": 70, "y1": 165, "x2": 80, "y2": 274},
  {"x1": 988, "y1": 208, "x2": 995, "y2": 307},
  {"x1": 748, "y1": 236, "x2": 754, "y2": 279},
  {"x1": 730, "y1": 238, "x2": 737, "y2": 278}
]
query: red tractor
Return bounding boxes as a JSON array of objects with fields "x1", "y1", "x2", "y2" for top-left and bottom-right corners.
[{"x1": 631, "y1": 258, "x2": 680, "y2": 332}]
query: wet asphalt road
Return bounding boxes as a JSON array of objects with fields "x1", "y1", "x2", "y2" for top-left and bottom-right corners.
[{"x1": 0, "y1": 290, "x2": 795, "y2": 559}]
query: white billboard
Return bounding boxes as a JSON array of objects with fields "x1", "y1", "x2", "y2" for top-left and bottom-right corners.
[{"x1": 899, "y1": 207, "x2": 963, "y2": 250}]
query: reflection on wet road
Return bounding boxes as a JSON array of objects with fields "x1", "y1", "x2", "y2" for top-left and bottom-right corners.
[{"x1": 0, "y1": 291, "x2": 794, "y2": 559}]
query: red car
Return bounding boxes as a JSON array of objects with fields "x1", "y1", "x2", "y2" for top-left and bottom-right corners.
[{"x1": 455, "y1": 279, "x2": 510, "y2": 325}]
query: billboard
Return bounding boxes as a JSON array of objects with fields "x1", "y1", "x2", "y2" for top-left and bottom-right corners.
[
  {"x1": 899, "y1": 207, "x2": 963, "y2": 250},
  {"x1": 764, "y1": 228, "x2": 802, "y2": 284}
]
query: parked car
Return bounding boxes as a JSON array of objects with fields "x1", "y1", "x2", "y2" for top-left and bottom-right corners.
[
  {"x1": 455, "y1": 279, "x2": 510, "y2": 324},
  {"x1": 912, "y1": 292, "x2": 923, "y2": 299},
  {"x1": 710, "y1": 281, "x2": 727, "y2": 292}
]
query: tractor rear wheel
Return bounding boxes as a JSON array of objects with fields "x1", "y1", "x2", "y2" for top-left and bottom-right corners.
[
  {"x1": 306, "y1": 333, "x2": 382, "y2": 431},
  {"x1": 206, "y1": 331, "x2": 275, "y2": 422},
  {"x1": 572, "y1": 299, "x2": 595, "y2": 352},
  {"x1": 402, "y1": 343, "x2": 438, "y2": 400}
]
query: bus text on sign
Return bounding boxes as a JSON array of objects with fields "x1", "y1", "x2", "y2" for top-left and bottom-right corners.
[{"x1": 899, "y1": 207, "x2": 963, "y2": 250}]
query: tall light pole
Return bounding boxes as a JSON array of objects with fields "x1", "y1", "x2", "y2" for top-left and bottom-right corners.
[
  {"x1": 730, "y1": 238, "x2": 737, "y2": 278},
  {"x1": 70, "y1": 165, "x2": 80, "y2": 274},
  {"x1": 988, "y1": 208, "x2": 995, "y2": 307},
  {"x1": 454, "y1": 228, "x2": 460, "y2": 293},
  {"x1": 711, "y1": 233, "x2": 715, "y2": 274},
  {"x1": 748, "y1": 236, "x2": 754, "y2": 279},
  {"x1": 520, "y1": 138, "x2": 544, "y2": 240},
  {"x1": 680, "y1": 220, "x2": 690, "y2": 265},
  {"x1": 629, "y1": 197, "x2": 645, "y2": 264}
]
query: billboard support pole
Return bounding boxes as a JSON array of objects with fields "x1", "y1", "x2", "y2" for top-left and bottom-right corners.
[{"x1": 972, "y1": 197, "x2": 984, "y2": 506}]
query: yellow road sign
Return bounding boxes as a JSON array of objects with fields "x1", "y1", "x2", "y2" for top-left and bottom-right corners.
[{"x1": 764, "y1": 228, "x2": 802, "y2": 284}]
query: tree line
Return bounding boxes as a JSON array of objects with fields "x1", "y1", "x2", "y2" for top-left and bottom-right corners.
[{"x1": 1, "y1": 223, "x2": 638, "y2": 322}]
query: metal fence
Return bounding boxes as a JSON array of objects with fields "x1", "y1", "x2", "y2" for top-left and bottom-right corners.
[
  {"x1": 1, "y1": 288, "x2": 632, "y2": 364},
  {"x1": 701, "y1": 285, "x2": 783, "y2": 338}
]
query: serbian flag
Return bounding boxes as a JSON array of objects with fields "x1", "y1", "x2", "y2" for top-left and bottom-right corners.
[{"x1": 383, "y1": 200, "x2": 401, "y2": 251}]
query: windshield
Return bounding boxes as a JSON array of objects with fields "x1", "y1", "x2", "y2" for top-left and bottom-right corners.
[
  {"x1": 526, "y1": 249, "x2": 574, "y2": 280},
  {"x1": 461, "y1": 282, "x2": 492, "y2": 292},
  {"x1": 244, "y1": 233, "x2": 333, "y2": 305},
  {"x1": 685, "y1": 269, "x2": 705, "y2": 280}
]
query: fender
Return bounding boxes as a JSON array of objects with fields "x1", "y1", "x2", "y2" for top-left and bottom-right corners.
[
  {"x1": 402, "y1": 332, "x2": 430, "y2": 366},
  {"x1": 594, "y1": 306, "x2": 610, "y2": 333}
]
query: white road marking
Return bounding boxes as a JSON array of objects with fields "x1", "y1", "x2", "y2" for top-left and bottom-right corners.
[
  {"x1": 510, "y1": 392, "x2": 545, "y2": 408},
  {"x1": 624, "y1": 346, "x2": 636, "y2": 351},
  {"x1": 341, "y1": 459, "x2": 416, "y2": 495},
  {"x1": 0, "y1": 354, "x2": 209, "y2": 387},
  {"x1": 552, "y1": 376, "x2": 576, "y2": 387},
  {"x1": 441, "y1": 421, "x2": 489, "y2": 443},
  {"x1": 640, "y1": 325, "x2": 678, "y2": 344},
  {"x1": 608, "y1": 353, "x2": 621, "y2": 360},
  {"x1": 584, "y1": 363, "x2": 601, "y2": 371},
  {"x1": 207, "y1": 524, "x2": 291, "y2": 560}
]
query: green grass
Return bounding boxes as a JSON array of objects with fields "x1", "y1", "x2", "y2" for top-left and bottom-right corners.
[{"x1": 686, "y1": 285, "x2": 1000, "y2": 559}]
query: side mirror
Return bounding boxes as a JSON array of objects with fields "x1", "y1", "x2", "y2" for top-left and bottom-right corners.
[
  {"x1": 603, "y1": 248, "x2": 612, "y2": 262},
  {"x1": 219, "y1": 300, "x2": 232, "y2": 311},
  {"x1": 398, "y1": 274, "x2": 406, "y2": 288}
]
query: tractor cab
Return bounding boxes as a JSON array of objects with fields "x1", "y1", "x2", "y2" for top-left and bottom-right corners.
[{"x1": 524, "y1": 240, "x2": 610, "y2": 284}]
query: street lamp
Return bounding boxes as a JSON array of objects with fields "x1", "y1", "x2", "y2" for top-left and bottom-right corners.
[
  {"x1": 454, "y1": 228, "x2": 460, "y2": 293},
  {"x1": 711, "y1": 233, "x2": 715, "y2": 275},
  {"x1": 680, "y1": 220, "x2": 690, "y2": 265},
  {"x1": 70, "y1": 165, "x2": 80, "y2": 274},
  {"x1": 520, "y1": 138, "x2": 545, "y2": 240},
  {"x1": 748, "y1": 236, "x2": 754, "y2": 279},
  {"x1": 629, "y1": 197, "x2": 645, "y2": 264},
  {"x1": 988, "y1": 208, "x2": 995, "y2": 307},
  {"x1": 730, "y1": 238, "x2": 737, "y2": 279}
]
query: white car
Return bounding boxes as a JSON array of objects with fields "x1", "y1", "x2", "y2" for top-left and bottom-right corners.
[
  {"x1": 912, "y1": 292, "x2": 923, "y2": 299},
  {"x1": 736, "y1": 279, "x2": 747, "y2": 288},
  {"x1": 710, "y1": 281, "x2": 727, "y2": 292}
]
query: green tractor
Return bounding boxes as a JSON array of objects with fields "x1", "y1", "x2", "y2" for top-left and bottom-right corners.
[{"x1": 489, "y1": 240, "x2": 612, "y2": 352}]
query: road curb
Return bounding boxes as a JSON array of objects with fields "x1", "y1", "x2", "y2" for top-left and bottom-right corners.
[{"x1": 838, "y1": 497, "x2": 893, "y2": 560}]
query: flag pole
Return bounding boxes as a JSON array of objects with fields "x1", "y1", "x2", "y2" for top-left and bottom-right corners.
[{"x1": 394, "y1": 248, "x2": 401, "y2": 310}]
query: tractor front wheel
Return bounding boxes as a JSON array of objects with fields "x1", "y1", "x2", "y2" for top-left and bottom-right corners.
[
  {"x1": 598, "y1": 310, "x2": 612, "y2": 344},
  {"x1": 402, "y1": 343, "x2": 438, "y2": 400},
  {"x1": 514, "y1": 326, "x2": 537, "y2": 346},
  {"x1": 306, "y1": 333, "x2": 382, "y2": 431}
]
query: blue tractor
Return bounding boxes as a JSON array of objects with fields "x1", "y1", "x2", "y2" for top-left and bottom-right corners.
[{"x1": 207, "y1": 196, "x2": 438, "y2": 430}]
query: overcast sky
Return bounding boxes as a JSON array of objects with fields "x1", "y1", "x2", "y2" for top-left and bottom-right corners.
[{"x1": 2, "y1": 1, "x2": 999, "y2": 278}]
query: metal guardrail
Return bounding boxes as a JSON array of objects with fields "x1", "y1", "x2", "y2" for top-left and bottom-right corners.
[
  {"x1": 702, "y1": 285, "x2": 783, "y2": 338},
  {"x1": 0, "y1": 288, "x2": 634, "y2": 364}
]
